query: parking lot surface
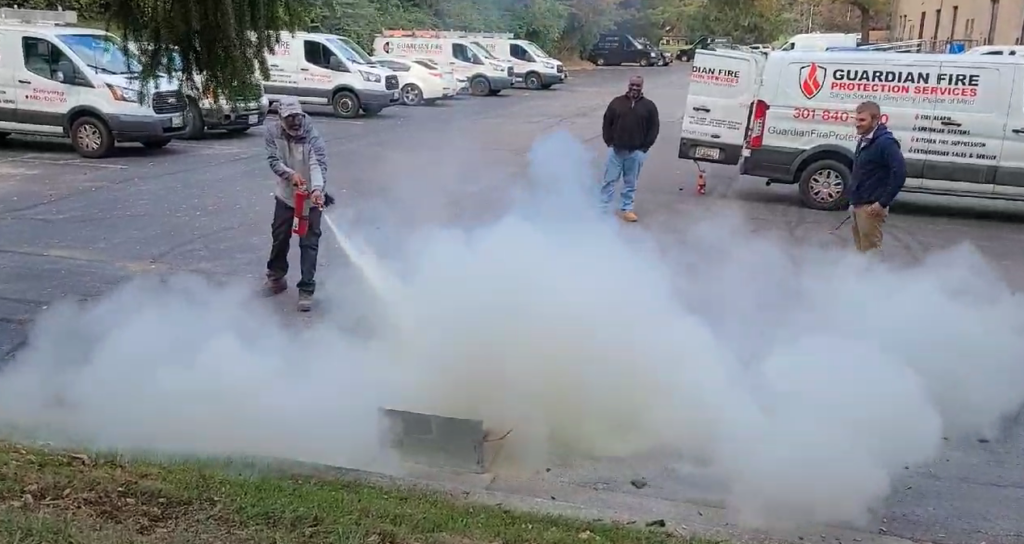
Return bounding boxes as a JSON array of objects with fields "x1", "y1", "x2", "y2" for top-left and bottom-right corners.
[{"x1": 1, "y1": 66, "x2": 1023, "y2": 543}]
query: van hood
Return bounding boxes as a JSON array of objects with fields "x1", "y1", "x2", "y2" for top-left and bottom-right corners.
[{"x1": 95, "y1": 72, "x2": 180, "y2": 93}]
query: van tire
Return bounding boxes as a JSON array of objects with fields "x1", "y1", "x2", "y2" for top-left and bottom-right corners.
[
  {"x1": 487, "y1": 89, "x2": 502, "y2": 96},
  {"x1": 639, "y1": 56, "x2": 651, "y2": 67},
  {"x1": 183, "y1": 97, "x2": 205, "y2": 139},
  {"x1": 470, "y1": 77, "x2": 491, "y2": 96},
  {"x1": 363, "y1": 107, "x2": 383, "y2": 116},
  {"x1": 595, "y1": 57, "x2": 606, "y2": 66},
  {"x1": 524, "y1": 72, "x2": 543, "y2": 90},
  {"x1": 798, "y1": 159, "x2": 851, "y2": 211},
  {"x1": 332, "y1": 90, "x2": 360, "y2": 118},
  {"x1": 70, "y1": 116, "x2": 114, "y2": 159},
  {"x1": 142, "y1": 138, "x2": 172, "y2": 150}
]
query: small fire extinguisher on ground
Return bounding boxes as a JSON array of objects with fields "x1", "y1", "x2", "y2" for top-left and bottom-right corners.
[{"x1": 292, "y1": 189, "x2": 308, "y2": 237}]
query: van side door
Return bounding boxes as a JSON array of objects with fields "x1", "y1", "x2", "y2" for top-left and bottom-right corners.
[
  {"x1": 14, "y1": 34, "x2": 84, "y2": 135},
  {"x1": 264, "y1": 39, "x2": 298, "y2": 100},
  {"x1": 920, "y1": 60, "x2": 1009, "y2": 187},
  {"x1": 0, "y1": 31, "x2": 18, "y2": 129},
  {"x1": 299, "y1": 39, "x2": 348, "y2": 106},
  {"x1": 994, "y1": 65, "x2": 1024, "y2": 192},
  {"x1": 679, "y1": 49, "x2": 762, "y2": 165}
]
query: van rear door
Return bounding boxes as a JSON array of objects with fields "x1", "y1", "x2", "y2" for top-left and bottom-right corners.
[{"x1": 679, "y1": 49, "x2": 763, "y2": 165}]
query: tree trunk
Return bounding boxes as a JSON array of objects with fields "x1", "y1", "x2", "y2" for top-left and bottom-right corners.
[{"x1": 858, "y1": 5, "x2": 871, "y2": 44}]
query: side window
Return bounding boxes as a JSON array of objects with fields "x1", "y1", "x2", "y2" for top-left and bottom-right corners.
[
  {"x1": 452, "y1": 43, "x2": 473, "y2": 63},
  {"x1": 510, "y1": 43, "x2": 531, "y2": 61},
  {"x1": 981, "y1": 50, "x2": 1004, "y2": 55},
  {"x1": 22, "y1": 37, "x2": 74, "y2": 83},
  {"x1": 304, "y1": 40, "x2": 337, "y2": 68},
  {"x1": 624, "y1": 38, "x2": 636, "y2": 51},
  {"x1": 381, "y1": 60, "x2": 409, "y2": 72}
]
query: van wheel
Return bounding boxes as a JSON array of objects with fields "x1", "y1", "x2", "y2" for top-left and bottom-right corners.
[
  {"x1": 798, "y1": 159, "x2": 851, "y2": 211},
  {"x1": 332, "y1": 90, "x2": 360, "y2": 118},
  {"x1": 363, "y1": 107, "x2": 382, "y2": 116},
  {"x1": 183, "y1": 97, "x2": 205, "y2": 139},
  {"x1": 640, "y1": 56, "x2": 651, "y2": 67},
  {"x1": 595, "y1": 57, "x2": 606, "y2": 66},
  {"x1": 525, "y1": 72, "x2": 542, "y2": 90},
  {"x1": 470, "y1": 77, "x2": 491, "y2": 96},
  {"x1": 487, "y1": 89, "x2": 502, "y2": 96},
  {"x1": 142, "y1": 138, "x2": 172, "y2": 150},
  {"x1": 401, "y1": 83, "x2": 423, "y2": 106},
  {"x1": 70, "y1": 116, "x2": 114, "y2": 159}
]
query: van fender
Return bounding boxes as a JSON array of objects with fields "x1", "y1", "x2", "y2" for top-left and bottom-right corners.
[
  {"x1": 63, "y1": 105, "x2": 110, "y2": 134},
  {"x1": 330, "y1": 84, "x2": 359, "y2": 98},
  {"x1": 789, "y1": 143, "x2": 854, "y2": 178}
]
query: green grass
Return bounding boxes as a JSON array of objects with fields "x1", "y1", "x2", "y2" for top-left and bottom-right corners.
[{"x1": 0, "y1": 441, "x2": 722, "y2": 544}]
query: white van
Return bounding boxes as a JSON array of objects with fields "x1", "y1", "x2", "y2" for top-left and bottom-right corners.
[
  {"x1": 263, "y1": 31, "x2": 399, "y2": 119},
  {"x1": 778, "y1": 33, "x2": 859, "y2": 52},
  {"x1": 374, "y1": 30, "x2": 515, "y2": 96},
  {"x1": 679, "y1": 49, "x2": 1024, "y2": 210},
  {"x1": 0, "y1": 9, "x2": 186, "y2": 158},
  {"x1": 965, "y1": 45, "x2": 1024, "y2": 56},
  {"x1": 451, "y1": 32, "x2": 566, "y2": 90}
]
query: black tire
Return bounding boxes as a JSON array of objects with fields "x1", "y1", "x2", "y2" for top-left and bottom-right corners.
[
  {"x1": 362, "y1": 107, "x2": 383, "y2": 116},
  {"x1": 183, "y1": 97, "x2": 205, "y2": 139},
  {"x1": 524, "y1": 72, "x2": 543, "y2": 90},
  {"x1": 401, "y1": 83, "x2": 423, "y2": 106},
  {"x1": 541, "y1": 83, "x2": 553, "y2": 90},
  {"x1": 70, "y1": 116, "x2": 114, "y2": 159},
  {"x1": 225, "y1": 127, "x2": 250, "y2": 134},
  {"x1": 640, "y1": 56, "x2": 651, "y2": 67},
  {"x1": 142, "y1": 138, "x2": 172, "y2": 150},
  {"x1": 470, "y1": 76, "x2": 491, "y2": 96},
  {"x1": 487, "y1": 89, "x2": 501, "y2": 96},
  {"x1": 332, "y1": 90, "x2": 360, "y2": 118},
  {"x1": 595, "y1": 57, "x2": 606, "y2": 66},
  {"x1": 797, "y1": 159, "x2": 852, "y2": 211}
]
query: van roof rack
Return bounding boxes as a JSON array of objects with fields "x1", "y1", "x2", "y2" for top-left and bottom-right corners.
[
  {"x1": 0, "y1": 8, "x2": 78, "y2": 25},
  {"x1": 381, "y1": 29, "x2": 514, "y2": 39}
]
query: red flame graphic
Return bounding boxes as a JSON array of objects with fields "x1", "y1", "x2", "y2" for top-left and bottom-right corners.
[{"x1": 800, "y1": 63, "x2": 823, "y2": 99}]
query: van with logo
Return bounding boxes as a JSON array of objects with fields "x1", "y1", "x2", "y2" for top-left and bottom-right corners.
[
  {"x1": 679, "y1": 49, "x2": 1024, "y2": 210},
  {"x1": 778, "y1": 33, "x2": 859, "y2": 52},
  {"x1": 452, "y1": 32, "x2": 566, "y2": 90},
  {"x1": 263, "y1": 31, "x2": 400, "y2": 118},
  {"x1": 373, "y1": 30, "x2": 515, "y2": 96},
  {"x1": 0, "y1": 8, "x2": 187, "y2": 158}
]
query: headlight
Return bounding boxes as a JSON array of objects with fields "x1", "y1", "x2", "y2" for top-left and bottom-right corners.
[
  {"x1": 542, "y1": 61, "x2": 556, "y2": 69},
  {"x1": 649, "y1": 52, "x2": 658, "y2": 57},
  {"x1": 358, "y1": 70, "x2": 381, "y2": 83},
  {"x1": 489, "y1": 62, "x2": 504, "y2": 71},
  {"x1": 106, "y1": 84, "x2": 139, "y2": 102}
]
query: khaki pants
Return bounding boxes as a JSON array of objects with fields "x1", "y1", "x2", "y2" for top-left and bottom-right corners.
[{"x1": 851, "y1": 205, "x2": 887, "y2": 253}]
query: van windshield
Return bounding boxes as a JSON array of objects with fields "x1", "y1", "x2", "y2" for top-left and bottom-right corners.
[
  {"x1": 325, "y1": 37, "x2": 372, "y2": 65},
  {"x1": 471, "y1": 41, "x2": 499, "y2": 59},
  {"x1": 522, "y1": 41, "x2": 550, "y2": 58},
  {"x1": 58, "y1": 33, "x2": 140, "y2": 75}
]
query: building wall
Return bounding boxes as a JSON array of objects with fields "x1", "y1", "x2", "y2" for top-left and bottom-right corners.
[{"x1": 892, "y1": 0, "x2": 1024, "y2": 46}]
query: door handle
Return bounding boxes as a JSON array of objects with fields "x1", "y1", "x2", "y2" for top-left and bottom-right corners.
[
  {"x1": 1013, "y1": 128, "x2": 1024, "y2": 134},
  {"x1": 692, "y1": 106, "x2": 710, "y2": 113},
  {"x1": 300, "y1": 68, "x2": 309, "y2": 71},
  {"x1": 940, "y1": 120, "x2": 961, "y2": 127},
  {"x1": 17, "y1": 79, "x2": 30, "y2": 84}
]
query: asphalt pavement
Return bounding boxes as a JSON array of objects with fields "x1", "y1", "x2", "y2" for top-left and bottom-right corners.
[{"x1": 1, "y1": 65, "x2": 1023, "y2": 543}]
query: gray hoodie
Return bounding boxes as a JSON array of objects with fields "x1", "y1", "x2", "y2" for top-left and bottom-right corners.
[{"x1": 265, "y1": 97, "x2": 328, "y2": 211}]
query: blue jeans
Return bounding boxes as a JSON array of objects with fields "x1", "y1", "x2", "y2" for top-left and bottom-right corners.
[{"x1": 600, "y1": 148, "x2": 646, "y2": 212}]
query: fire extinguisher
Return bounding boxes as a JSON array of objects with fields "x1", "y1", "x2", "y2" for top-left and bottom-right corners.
[{"x1": 292, "y1": 189, "x2": 308, "y2": 237}]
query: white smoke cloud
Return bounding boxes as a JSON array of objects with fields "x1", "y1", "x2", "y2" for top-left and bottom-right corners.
[{"x1": 1, "y1": 131, "x2": 1023, "y2": 530}]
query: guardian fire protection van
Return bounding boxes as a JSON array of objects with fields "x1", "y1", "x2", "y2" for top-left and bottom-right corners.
[
  {"x1": 373, "y1": 30, "x2": 515, "y2": 96},
  {"x1": 263, "y1": 32, "x2": 400, "y2": 119},
  {"x1": 0, "y1": 8, "x2": 187, "y2": 158},
  {"x1": 679, "y1": 49, "x2": 1024, "y2": 210},
  {"x1": 777, "y1": 33, "x2": 859, "y2": 51},
  {"x1": 457, "y1": 32, "x2": 566, "y2": 90}
]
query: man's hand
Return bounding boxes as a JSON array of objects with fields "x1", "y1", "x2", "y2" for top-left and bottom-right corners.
[
  {"x1": 290, "y1": 173, "x2": 307, "y2": 190},
  {"x1": 868, "y1": 202, "x2": 885, "y2": 217},
  {"x1": 310, "y1": 189, "x2": 325, "y2": 209}
]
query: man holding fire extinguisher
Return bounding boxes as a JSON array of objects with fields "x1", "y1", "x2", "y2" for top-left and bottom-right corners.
[{"x1": 263, "y1": 97, "x2": 329, "y2": 312}]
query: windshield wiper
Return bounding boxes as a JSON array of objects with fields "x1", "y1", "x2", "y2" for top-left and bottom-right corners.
[{"x1": 86, "y1": 63, "x2": 117, "y2": 74}]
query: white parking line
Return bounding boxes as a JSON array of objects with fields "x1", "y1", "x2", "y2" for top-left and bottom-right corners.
[
  {"x1": 0, "y1": 155, "x2": 128, "y2": 169},
  {"x1": 169, "y1": 141, "x2": 246, "y2": 151}
]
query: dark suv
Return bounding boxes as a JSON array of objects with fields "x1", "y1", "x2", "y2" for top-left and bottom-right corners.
[
  {"x1": 674, "y1": 35, "x2": 732, "y2": 62},
  {"x1": 587, "y1": 33, "x2": 662, "y2": 66}
]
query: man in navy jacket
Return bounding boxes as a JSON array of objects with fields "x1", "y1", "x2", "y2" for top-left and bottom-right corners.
[{"x1": 849, "y1": 101, "x2": 906, "y2": 253}]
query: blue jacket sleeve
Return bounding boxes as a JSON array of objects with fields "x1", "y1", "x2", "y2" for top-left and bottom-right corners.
[{"x1": 878, "y1": 138, "x2": 906, "y2": 208}]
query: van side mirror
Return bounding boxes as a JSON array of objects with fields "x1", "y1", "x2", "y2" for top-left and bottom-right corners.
[{"x1": 328, "y1": 56, "x2": 347, "y2": 72}]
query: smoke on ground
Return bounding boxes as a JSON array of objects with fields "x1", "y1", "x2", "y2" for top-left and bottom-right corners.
[{"x1": 1, "y1": 131, "x2": 1023, "y2": 529}]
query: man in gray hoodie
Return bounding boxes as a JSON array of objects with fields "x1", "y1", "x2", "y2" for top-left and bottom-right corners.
[{"x1": 263, "y1": 97, "x2": 329, "y2": 312}]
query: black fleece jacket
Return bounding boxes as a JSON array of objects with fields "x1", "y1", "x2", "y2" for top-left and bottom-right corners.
[{"x1": 602, "y1": 94, "x2": 660, "y2": 153}]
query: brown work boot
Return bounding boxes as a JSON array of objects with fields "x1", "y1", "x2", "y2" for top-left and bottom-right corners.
[
  {"x1": 619, "y1": 210, "x2": 638, "y2": 222},
  {"x1": 297, "y1": 291, "x2": 313, "y2": 312},
  {"x1": 262, "y1": 276, "x2": 287, "y2": 297}
]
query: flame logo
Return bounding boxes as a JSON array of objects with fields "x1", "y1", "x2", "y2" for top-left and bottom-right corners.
[
  {"x1": 382, "y1": 41, "x2": 392, "y2": 54},
  {"x1": 799, "y1": 63, "x2": 826, "y2": 100}
]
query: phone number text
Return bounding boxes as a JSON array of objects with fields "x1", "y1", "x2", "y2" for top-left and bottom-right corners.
[{"x1": 792, "y1": 108, "x2": 889, "y2": 125}]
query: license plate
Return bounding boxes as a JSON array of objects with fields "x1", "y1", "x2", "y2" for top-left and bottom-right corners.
[
  {"x1": 248, "y1": 114, "x2": 258, "y2": 125},
  {"x1": 694, "y1": 146, "x2": 721, "y2": 160},
  {"x1": 170, "y1": 115, "x2": 183, "y2": 128}
]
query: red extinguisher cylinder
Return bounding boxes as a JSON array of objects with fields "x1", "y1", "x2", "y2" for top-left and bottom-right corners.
[{"x1": 292, "y1": 190, "x2": 308, "y2": 236}]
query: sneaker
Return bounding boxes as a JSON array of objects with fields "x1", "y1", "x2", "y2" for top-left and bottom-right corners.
[
  {"x1": 262, "y1": 277, "x2": 287, "y2": 297},
  {"x1": 619, "y1": 210, "x2": 638, "y2": 222},
  {"x1": 297, "y1": 291, "x2": 313, "y2": 312}
]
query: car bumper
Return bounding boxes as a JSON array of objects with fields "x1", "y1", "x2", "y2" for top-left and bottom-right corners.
[
  {"x1": 360, "y1": 89, "x2": 401, "y2": 108},
  {"x1": 107, "y1": 113, "x2": 186, "y2": 142},
  {"x1": 202, "y1": 106, "x2": 266, "y2": 129}
]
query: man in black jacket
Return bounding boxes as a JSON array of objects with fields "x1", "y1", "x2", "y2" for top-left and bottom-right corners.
[
  {"x1": 849, "y1": 101, "x2": 906, "y2": 253},
  {"x1": 600, "y1": 75, "x2": 660, "y2": 222}
]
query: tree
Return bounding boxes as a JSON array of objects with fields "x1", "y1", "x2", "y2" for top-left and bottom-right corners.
[{"x1": 847, "y1": 0, "x2": 889, "y2": 43}]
